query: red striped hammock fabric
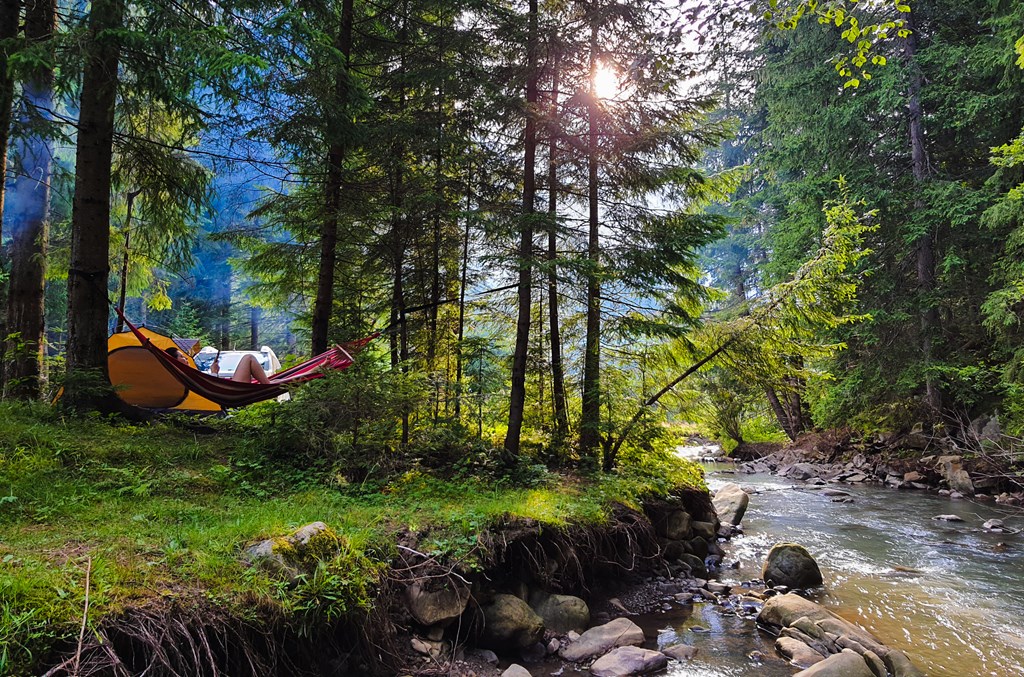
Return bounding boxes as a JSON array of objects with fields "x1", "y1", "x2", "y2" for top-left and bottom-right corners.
[{"x1": 117, "y1": 310, "x2": 377, "y2": 408}]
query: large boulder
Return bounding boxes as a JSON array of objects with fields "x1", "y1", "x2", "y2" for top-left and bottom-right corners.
[
  {"x1": 405, "y1": 578, "x2": 470, "y2": 627},
  {"x1": 589, "y1": 646, "x2": 668, "y2": 677},
  {"x1": 776, "y1": 636, "x2": 825, "y2": 668},
  {"x1": 762, "y1": 543, "x2": 823, "y2": 588},
  {"x1": 793, "y1": 649, "x2": 874, "y2": 677},
  {"x1": 559, "y1": 617, "x2": 644, "y2": 662},
  {"x1": 759, "y1": 594, "x2": 887, "y2": 659},
  {"x1": 787, "y1": 463, "x2": 820, "y2": 481},
  {"x1": 883, "y1": 650, "x2": 926, "y2": 677},
  {"x1": 480, "y1": 594, "x2": 544, "y2": 651},
  {"x1": 529, "y1": 592, "x2": 589, "y2": 634},
  {"x1": 501, "y1": 665, "x2": 533, "y2": 677},
  {"x1": 712, "y1": 483, "x2": 750, "y2": 526}
]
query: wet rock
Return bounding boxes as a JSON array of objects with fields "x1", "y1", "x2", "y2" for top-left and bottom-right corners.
[
  {"x1": 687, "y1": 536, "x2": 709, "y2": 560},
  {"x1": 480, "y1": 594, "x2": 544, "y2": 651},
  {"x1": 861, "y1": 650, "x2": 887, "y2": 677},
  {"x1": 845, "y1": 473, "x2": 868, "y2": 483},
  {"x1": 589, "y1": 646, "x2": 668, "y2": 677},
  {"x1": 882, "y1": 649, "x2": 926, "y2": 677},
  {"x1": 983, "y1": 519, "x2": 1005, "y2": 531},
  {"x1": 662, "y1": 644, "x2": 698, "y2": 660},
  {"x1": 933, "y1": 514, "x2": 964, "y2": 522},
  {"x1": 776, "y1": 636, "x2": 825, "y2": 668},
  {"x1": 712, "y1": 483, "x2": 750, "y2": 526},
  {"x1": 405, "y1": 578, "x2": 470, "y2": 627},
  {"x1": 559, "y1": 617, "x2": 644, "y2": 662},
  {"x1": 758, "y1": 594, "x2": 885, "y2": 658},
  {"x1": 781, "y1": 626, "x2": 833, "y2": 658},
  {"x1": 501, "y1": 664, "x2": 533, "y2": 677},
  {"x1": 821, "y1": 489, "x2": 850, "y2": 497},
  {"x1": 787, "y1": 463, "x2": 819, "y2": 481},
  {"x1": 679, "y1": 554, "x2": 707, "y2": 577},
  {"x1": 529, "y1": 592, "x2": 589, "y2": 634},
  {"x1": 793, "y1": 649, "x2": 874, "y2": 676},
  {"x1": 902, "y1": 471, "x2": 924, "y2": 483},
  {"x1": 706, "y1": 581, "x2": 730, "y2": 595},
  {"x1": 762, "y1": 543, "x2": 823, "y2": 589}
]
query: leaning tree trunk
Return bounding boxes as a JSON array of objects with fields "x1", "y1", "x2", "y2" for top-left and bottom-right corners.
[
  {"x1": 65, "y1": 0, "x2": 123, "y2": 410},
  {"x1": 581, "y1": 19, "x2": 602, "y2": 464},
  {"x1": 904, "y1": 9, "x2": 941, "y2": 415},
  {"x1": 503, "y1": 0, "x2": 539, "y2": 457},
  {"x1": 311, "y1": 0, "x2": 354, "y2": 356},
  {"x1": 4, "y1": 0, "x2": 55, "y2": 399}
]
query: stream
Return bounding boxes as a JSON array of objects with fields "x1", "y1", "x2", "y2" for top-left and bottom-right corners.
[{"x1": 648, "y1": 449, "x2": 1024, "y2": 677}]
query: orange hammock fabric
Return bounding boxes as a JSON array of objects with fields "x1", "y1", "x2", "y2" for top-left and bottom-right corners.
[{"x1": 116, "y1": 309, "x2": 377, "y2": 408}]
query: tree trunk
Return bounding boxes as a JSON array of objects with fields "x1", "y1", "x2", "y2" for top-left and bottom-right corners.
[
  {"x1": 581, "y1": 19, "x2": 602, "y2": 463},
  {"x1": 765, "y1": 386, "x2": 797, "y2": 441},
  {"x1": 0, "y1": 0, "x2": 20, "y2": 241},
  {"x1": 455, "y1": 164, "x2": 472, "y2": 420},
  {"x1": 904, "y1": 9, "x2": 941, "y2": 414},
  {"x1": 4, "y1": 0, "x2": 55, "y2": 399},
  {"x1": 503, "y1": 0, "x2": 539, "y2": 456},
  {"x1": 114, "y1": 189, "x2": 139, "y2": 334},
  {"x1": 65, "y1": 0, "x2": 123, "y2": 409},
  {"x1": 310, "y1": 0, "x2": 353, "y2": 355},
  {"x1": 546, "y1": 46, "x2": 569, "y2": 445},
  {"x1": 249, "y1": 305, "x2": 260, "y2": 349}
]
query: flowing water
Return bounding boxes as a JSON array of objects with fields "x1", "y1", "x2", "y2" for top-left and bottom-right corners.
[{"x1": 682, "y1": 454, "x2": 1024, "y2": 677}]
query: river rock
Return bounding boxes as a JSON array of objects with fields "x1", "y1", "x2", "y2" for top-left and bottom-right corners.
[
  {"x1": 776, "y1": 636, "x2": 825, "y2": 668},
  {"x1": 883, "y1": 649, "x2": 926, "y2": 677},
  {"x1": 983, "y1": 519, "x2": 1005, "y2": 531},
  {"x1": 712, "y1": 483, "x2": 750, "y2": 526},
  {"x1": 529, "y1": 592, "x2": 589, "y2": 634},
  {"x1": 793, "y1": 649, "x2": 874, "y2": 677},
  {"x1": 691, "y1": 520, "x2": 717, "y2": 540},
  {"x1": 405, "y1": 578, "x2": 470, "y2": 627},
  {"x1": 762, "y1": 543, "x2": 823, "y2": 588},
  {"x1": 933, "y1": 514, "x2": 963, "y2": 522},
  {"x1": 903, "y1": 471, "x2": 924, "y2": 483},
  {"x1": 590, "y1": 646, "x2": 668, "y2": 677},
  {"x1": 501, "y1": 664, "x2": 533, "y2": 677},
  {"x1": 861, "y1": 650, "x2": 887, "y2": 677},
  {"x1": 658, "y1": 510, "x2": 693, "y2": 540},
  {"x1": 947, "y1": 469, "x2": 974, "y2": 496},
  {"x1": 480, "y1": 594, "x2": 544, "y2": 651},
  {"x1": 679, "y1": 553, "x2": 707, "y2": 577},
  {"x1": 559, "y1": 617, "x2": 644, "y2": 662},
  {"x1": 757, "y1": 594, "x2": 886, "y2": 658},
  {"x1": 662, "y1": 644, "x2": 698, "y2": 660},
  {"x1": 787, "y1": 463, "x2": 819, "y2": 481}
]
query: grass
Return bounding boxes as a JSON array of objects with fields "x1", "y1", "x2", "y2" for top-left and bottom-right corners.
[{"x1": 0, "y1": 401, "x2": 705, "y2": 673}]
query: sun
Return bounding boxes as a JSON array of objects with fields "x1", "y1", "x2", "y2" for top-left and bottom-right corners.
[{"x1": 593, "y1": 62, "x2": 620, "y2": 100}]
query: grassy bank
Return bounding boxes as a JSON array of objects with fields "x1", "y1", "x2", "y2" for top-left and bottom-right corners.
[{"x1": 0, "y1": 401, "x2": 704, "y2": 674}]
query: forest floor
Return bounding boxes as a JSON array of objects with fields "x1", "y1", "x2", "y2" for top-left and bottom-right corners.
[{"x1": 0, "y1": 401, "x2": 706, "y2": 675}]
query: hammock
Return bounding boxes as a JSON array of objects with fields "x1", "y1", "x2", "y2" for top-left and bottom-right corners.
[{"x1": 116, "y1": 309, "x2": 377, "y2": 408}]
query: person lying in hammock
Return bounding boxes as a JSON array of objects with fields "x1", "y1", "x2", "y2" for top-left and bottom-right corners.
[{"x1": 165, "y1": 347, "x2": 271, "y2": 384}]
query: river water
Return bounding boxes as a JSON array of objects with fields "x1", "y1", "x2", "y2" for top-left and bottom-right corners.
[{"x1": 662, "y1": 453, "x2": 1024, "y2": 677}]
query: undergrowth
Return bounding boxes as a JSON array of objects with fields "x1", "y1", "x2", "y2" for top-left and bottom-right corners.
[{"x1": 0, "y1": 400, "x2": 704, "y2": 674}]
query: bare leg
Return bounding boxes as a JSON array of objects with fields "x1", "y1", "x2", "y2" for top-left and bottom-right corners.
[{"x1": 232, "y1": 354, "x2": 271, "y2": 384}]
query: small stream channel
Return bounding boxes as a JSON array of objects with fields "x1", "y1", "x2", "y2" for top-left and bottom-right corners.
[{"x1": 665, "y1": 447, "x2": 1024, "y2": 677}]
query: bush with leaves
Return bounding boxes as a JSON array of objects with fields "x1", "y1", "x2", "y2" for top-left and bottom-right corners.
[{"x1": 229, "y1": 358, "x2": 427, "y2": 490}]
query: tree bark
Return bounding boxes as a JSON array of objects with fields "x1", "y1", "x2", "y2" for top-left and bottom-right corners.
[
  {"x1": 765, "y1": 386, "x2": 797, "y2": 441},
  {"x1": 249, "y1": 305, "x2": 260, "y2": 349},
  {"x1": 546, "y1": 46, "x2": 569, "y2": 445},
  {"x1": 503, "y1": 0, "x2": 539, "y2": 456},
  {"x1": 455, "y1": 164, "x2": 472, "y2": 420},
  {"x1": 310, "y1": 0, "x2": 354, "y2": 355},
  {"x1": 0, "y1": 0, "x2": 20, "y2": 242},
  {"x1": 904, "y1": 9, "x2": 941, "y2": 414},
  {"x1": 114, "y1": 189, "x2": 139, "y2": 334},
  {"x1": 65, "y1": 0, "x2": 123, "y2": 409},
  {"x1": 581, "y1": 19, "x2": 602, "y2": 463},
  {"x1": 4, "y1": 0, "x2": 55, "y2": 399}
]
